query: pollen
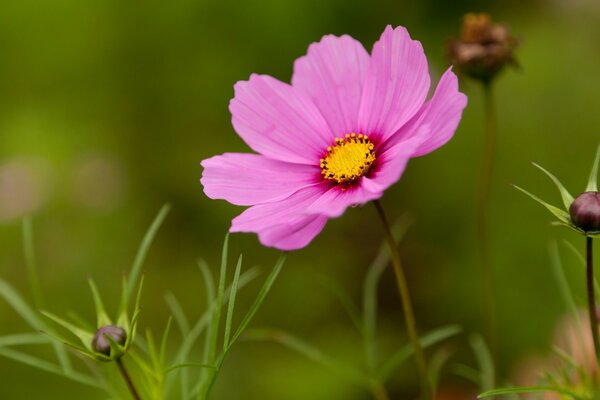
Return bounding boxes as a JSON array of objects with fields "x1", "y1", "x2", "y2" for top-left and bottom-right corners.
[{"x1": 320, "y1": 133, "x2": 376, "y2": 184}]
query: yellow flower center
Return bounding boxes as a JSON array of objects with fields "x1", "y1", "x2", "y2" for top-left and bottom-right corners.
[{"x1": 320, "y1": 133, "x2": 376, "y2": 184}]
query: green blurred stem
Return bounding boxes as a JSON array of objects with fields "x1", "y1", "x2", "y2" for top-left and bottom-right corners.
[
  {"x1": 586, "y1": 237, "x2": 600, "y2": 370},
  {"x1": 477, "y1": 81, "x2": 497, "y2": 362},
  {"x1": 22, "y1": 217, "x2": 44, "y2": 308},
  {"x1": 370, "y1": 382, "x2": 391, "y2": 400},
  {"x1": 373, "y1": 200, "x2": 431, "y2": 400},
  {"x1": 116, "y1": 358, "x2": 141, "y2": 400}
]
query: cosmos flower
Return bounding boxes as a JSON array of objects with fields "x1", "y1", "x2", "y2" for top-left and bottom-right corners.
[{"x1": 201, "y1": 25, "x2": 467, "y2": 250}]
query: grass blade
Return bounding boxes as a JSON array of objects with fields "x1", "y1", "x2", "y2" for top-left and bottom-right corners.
[
  {"x1": 0, "y1": 347, "x2": 100, "y2": 388},
  {"x1": 126, "y1": 204, "x2": 170, "y2": 302},
  {"x1": 585, "y1": 144, "x2": 600, "y2": 192},
  {"x1": 532, "y1": 162, "x2": 574, "y2": 209},
  {"x1": 513, "y1": 185, "x2": 570, "y2": 223},
  {"x1": 223, "y1": 254, "x2": 243, "y2": 350},
  {"x1": 207, "y1": 235, "x2": 229, "y2": 364},
  {"x1": 0, "y1": 333, "x2": 49, "y2": 346},
  {"x1": 165, "y1": 292, "x2": 190, "y2": 337},
  {"x1": 470, "y1": 334, "x2": 494, "y2": 391},
  {"x1": 378, "y1": 325, "x2": 462, "y2": 382},
  {"x1": 243, "y1": 328, "x2": 371, "y2": 388},
  {"x1": 226, "y1": 255, "x2": 285, "y2": 350},
  {"x1": 22, "y1": 217, "x2": 44, "y2": 308},
  {"x1": 478, "y1": 386, "x2": 582, "y2": 399}
]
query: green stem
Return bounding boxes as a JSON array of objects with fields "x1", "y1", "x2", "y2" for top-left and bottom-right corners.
[
  {"x1": 477, "y1": 81, "x2": 497, "y2": 362},
  {"x1": 586, "y1": 237, "x2": 600, "y2": 371},
  {"x1": 116, "y1": 358, "x2": 141, "y2": 400},
  {"x1": 370, "y1": 381, "x2": 391, "y2": 400},
  {"x1": 373, "y1": 201, "x2": 431, "y2": 400}
]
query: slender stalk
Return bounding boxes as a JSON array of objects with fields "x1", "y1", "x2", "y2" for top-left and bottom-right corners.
[
  {"x1": 116, "y1": 358, "x2": 141, "y2": 400},
  {"x1": 586, "y1": 237, "x2": 600, "y2": 367},
  {"x1": 373, "y1": 200, "x2": 431, "y2": 400},
  {"x1": 370, "y1": 382, "x2": 391, "y2": 400},
  {"x1": 476, "y1": 80, "x2": 497, "y2": 361}
]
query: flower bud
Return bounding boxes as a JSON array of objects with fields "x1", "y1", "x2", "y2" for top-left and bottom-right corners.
[
  {"x1": 92, "y1": 325, "x2": 127, "y2": 355},
  {"x1": 569, "y1": 192, "x2": 600, "y2": 233},
  {"x1": 447, "y1": 13, "x2": 518, "y2": 83}
]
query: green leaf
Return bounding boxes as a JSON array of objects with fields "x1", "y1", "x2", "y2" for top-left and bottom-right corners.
[
  {"x1": 207, "y1": 235, "x2": 229, "y2": 365},
  {"x1": 0, "y1": 279, "x2": 44, "y2": 330},
  {"x1": 243, "y1": 328, "x2": 371, "y2": 388},
  {"x1": 477, "y1": 386, "x2": 583, "y2": 399},
  {"x1": 586, "y1": 144, "x2": 600, "y2": 192},
  {"x1": 223, "y1": 254, "x2": 243, "y2": 350},
  {"x1": 164, "y1": 363, "x2": 216, "y2": 374},
  {"x1": 532, "y1": 162, "x2": 574, "y2": 209},
  {"x1": 126, "y1": 204, "x2": 170, "y2": 303},
  {"x1": 0, "y1": 333, "x2": 49, "y2": 346},
  {"x1": 163, "y1": 266, "x2": 260, "y2": 397},
  {"x1": 452, "y1": 363, "x2": 481, "y2": 385},
  {"x1": 470, "y1": 334, "x2": 494, "y2": 391},
  {"x1": 319, "y1": 276, "x2": 361, "y2": 333},
  {"x1": 0, "y1": 347, "x2": 101, "y2": 388},
  {"x1": 226, "y1": 255, "x2": 285, "y2": 350},
  {"x1": 22, "y1": 217, "x2": 44, "y2": 308},
  {"x1": 429, "y1": 347, "x2": 453, "y2": 393},
  {"x1": 41, "y1": 310, "x2": 94, "y2": 351},
  {"x1": 160, "y1": 316, "x2": 173, "y2": 367},
  {"x1": 164, "y1": 292, "x2": 190, "y2": 337},
  {"x1": 513, "y1": 185, "x2": 571, "y2": 223},
  {"x1": 363, "y1": 215, "x2": 412, "y2": 373},
  {"x1": 88, "y1": 279, "x2": 112, "y2": 328},
  {"x1": 377, "y1": 325, "x2": 462, "y2": 382}
]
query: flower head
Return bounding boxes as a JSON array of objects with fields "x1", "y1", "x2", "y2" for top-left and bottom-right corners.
[
  {"x1": 447, "y1": 13, "x2": 518, "y2": 83},
  {"x1": 515, "y1": 145, "x2": 600, "y2": 238},
  {"x1": 201, "y1": 25, "x2": 467, "y2": 250}
]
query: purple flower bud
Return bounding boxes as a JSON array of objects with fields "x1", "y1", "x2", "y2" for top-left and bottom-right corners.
[
  {"x1": 92, "y1": 325, "x2": 127, "y2": 355},
  {"x1": 569, "y1": 192, "x2": 600, "y2": 233}
]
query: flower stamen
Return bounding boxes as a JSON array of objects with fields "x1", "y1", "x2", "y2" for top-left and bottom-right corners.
[{"x1": 320, "y1": 133, "x2": 376, "y2": 184}]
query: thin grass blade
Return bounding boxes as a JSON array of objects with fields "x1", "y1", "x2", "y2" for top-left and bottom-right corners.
[
  {"x1": 126, "y1": 204, "x2": 170, "y2": 301},
  {"x1": 478, "y1": 386, "x2": 582, "y2": 399},
  {"x1": 378, "y1": 324, "x2": 462, "y2": 382},
  {"x1": 513, "y1": 185, "x2": 570, "y2": 223},
  {"x1": 585, "y1": 144, "x2": 600, "y2": 192},
  {"x1": 165, "y1": 292, "x2": 190, "y2": 337},
  {"x1": 22, "y1": 217, "x2": 44, "y2": 308},
  {"x1": 532, "y1": 162, "x2": 574, "y2": 209},
  {"x1": 227, "y1": 255, "x2": 285, "y2": 350},
  {"x1": 223, "y1": 254, "x2": 243, "y2": 350},
  {"x1": 470, "y1": 334, "x2": 494, "y2": 391}
]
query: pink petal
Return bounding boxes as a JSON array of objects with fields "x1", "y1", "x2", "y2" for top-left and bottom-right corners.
[
  {"x1": 358, "y1": 25, "x2": 430, "y2": 142},
  {"x1": 201, "y1": 153, "x2": 319, "y2": 206},
  {"x1": 367, "y1": 134, "x2": 429, "y2": 192},
  {"x1": 230, "y1": 184, "x2": 329, "y2": 250},
  {"x1": 292, "y1": 34, "x2": 370, "y2": 137},
  {"x1": 384, "y1": 68, "x2": 468, "y2": 156},
  {"x1": 259, "y1": 215, "x2": 329, "y2": 251},
  {"x1": 306, "y1": 181, "x2": 383, "y2": 218},
  {"x1": 230, "y1": 74, "x2": 332, "y2": 165}
]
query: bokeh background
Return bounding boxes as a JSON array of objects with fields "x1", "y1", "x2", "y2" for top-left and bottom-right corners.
[{"x1": 1, "y1": 0, "x2": 600, "y2": 398}]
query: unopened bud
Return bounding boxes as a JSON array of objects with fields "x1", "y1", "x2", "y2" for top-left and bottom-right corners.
[
  {"x1": 92, "y1": 325, "x2": 127, "y2": 356},
  {"x1": 447, "y1": 13, "x2": 518, "y2": 83},
  {"x1": 569, "y1": 192, "x2": 600, "y2": 233}
]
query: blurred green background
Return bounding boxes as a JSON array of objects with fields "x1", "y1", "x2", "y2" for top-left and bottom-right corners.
[{"x1": 1, "y1": 0, "x2": 600, "y2": 398}]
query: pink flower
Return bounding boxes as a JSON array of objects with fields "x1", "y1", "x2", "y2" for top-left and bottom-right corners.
[{"x1": 201, "y1": 25, "x2": 467, "y2": 250}]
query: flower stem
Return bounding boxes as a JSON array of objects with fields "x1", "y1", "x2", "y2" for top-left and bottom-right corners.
[
  {"x1": 373, "y1": 200, "x2": 431, "y2": 400},
  {"x1": 477, "y1": 80, "x2": 497, "y2": 363},
  {"x1": 370, "y1": 382, "x2": 391, "y2": 400},
  {"x1": 586, "y1": 237, "x2": 600, "y2": 366},
  {"x1": 116, "y1": 358, "x2": 141, "y2": 400}
]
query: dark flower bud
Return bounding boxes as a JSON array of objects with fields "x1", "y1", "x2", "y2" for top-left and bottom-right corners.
[
  {"x1": 569, "y1": 192, "x2": 600, "y2": 233},
  {"x1": 447, "y1": 13, "x2": 518, "y2": 83},
  {"x1": 92, "y1": 325, "x2": 127, "y2": 355}
]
